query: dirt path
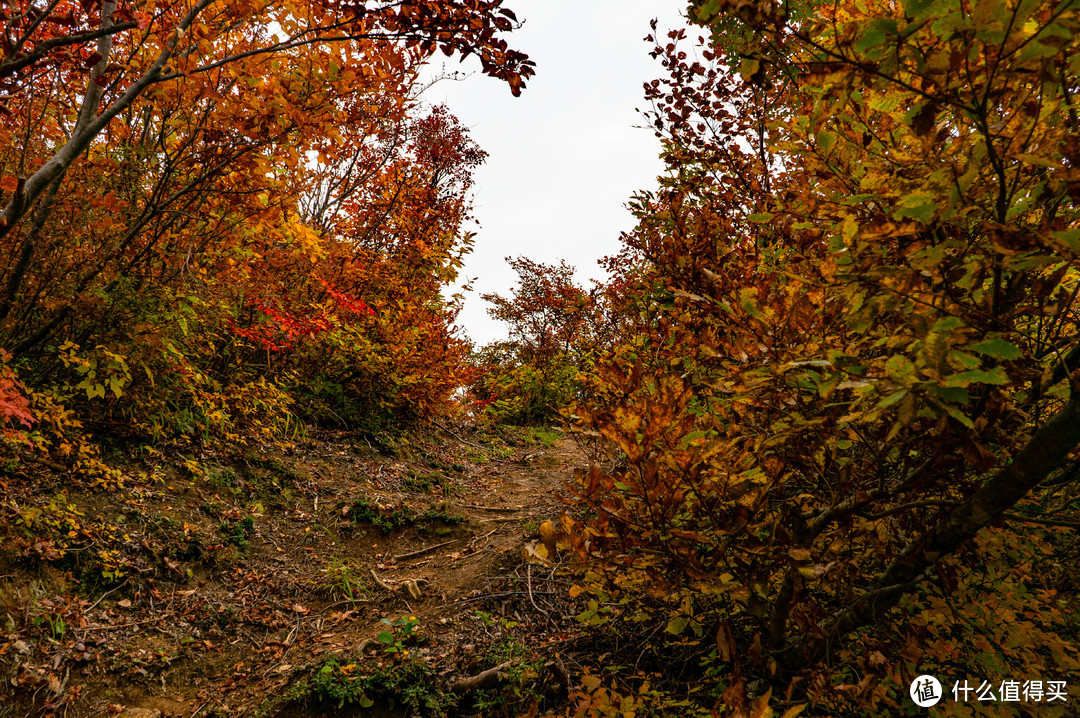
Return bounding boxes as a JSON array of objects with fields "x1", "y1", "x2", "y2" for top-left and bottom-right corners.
[{"x1": 12, "y1": 429, "x2": 588, "y2": 717}]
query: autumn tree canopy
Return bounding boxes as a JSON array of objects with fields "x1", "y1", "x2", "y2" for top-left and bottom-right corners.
[{"x1": 0, "y1": 0, "x2": 532, "y2": 459}]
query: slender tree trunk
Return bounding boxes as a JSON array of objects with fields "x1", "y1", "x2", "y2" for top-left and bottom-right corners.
[{"x1": 781, "y1": 389, "x2": 1080, "y2": 669}]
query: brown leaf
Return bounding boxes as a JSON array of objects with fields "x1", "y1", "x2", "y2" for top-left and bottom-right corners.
[
  {"x1": 788, "y1": 547, "x2": 811, "y2": 561},
  {"x1": 715, "y1": 621, "x2": 735, "y2": 662},
  {"x1": 910, "y1": 102, "x2": 938, "y2": 136}
]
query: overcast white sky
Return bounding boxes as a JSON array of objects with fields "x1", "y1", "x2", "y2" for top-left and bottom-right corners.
[{"x1": 420, "y1": 0, "x2": 687, "y2": 346}]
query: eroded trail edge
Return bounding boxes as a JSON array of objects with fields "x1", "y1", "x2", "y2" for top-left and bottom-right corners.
[{"x1": 0, "y1": 428, "x2": 587, "y2": 717}]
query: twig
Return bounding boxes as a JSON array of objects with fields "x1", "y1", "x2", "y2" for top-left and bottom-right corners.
[
  {"x1": 393, "y1": 539, "x2": 458, "y2": 562},
  {"x1": 85, "y1": 580, "x2": 128, "y2": 613},
  {"x1": 17, "y1": 452, "x2": 66, "y2": 472},
  {"x1": 461, "y1": 504, "x2": 523, "y2": 512},
  {"x1": 466, "y1": 528, "x2": 498, "y2": 550},
  {"x1": 478, "y1": 517, "x2": 520, "y2": 524},
  {"x1": 370, "y1": 569, "x2": 393, "y2": 592},
  {"x1": 450, "y1": 661, "x2": 513, "y2": 692},
  {"x1": 81, "y1": 613, "x2": 176, "y2": 631},
  {"x1": 190, "y1": 697, "x2": 213, "y2": 717},
  {"x1": 1002, "y1": 511, "x2": 1080, "y2": 529},
  {"x1": 525, "y1": 563, "x2": 549, "y2": 621},
  {"x1": 284, "y1": 615, "x2": 300, "y2": 646},
  {"x1": 423, "y1": 417, "x2": 485, "y2": 449},
  {"x1": 316, "y1": 597, "x2": 374, "y2": 614},
  {"x1": 450, "y1": 590, "x2": 553, "y2": 605}
]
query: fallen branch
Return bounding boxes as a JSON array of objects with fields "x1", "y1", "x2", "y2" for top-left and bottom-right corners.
[
  {"x1": 423, "y1": 417, "x2": 486, "y2": 449},
  {"x1": 370, "y1": 569, "x2": 393, "y2": 592},
  {"x1": 461, "y1": 504, "x2": 523, "y2": 512},
  {"x1": 526, "y1": 562, "x2": 551, "y2": 625},
  {"x1": 17, "y1": 452, "x2": 66, "y2": 472},
  {"x1": 450, "y1": 590, "x2": 554, "y2": 605},
  {"x1": 393, "y1": 539, "x2": 458, "y2": 562},
  {"x1": 85, "y1": 580, "x2": 128, "y2": 613},
  {"x1": 450, "y1": 661, "x2": 513, "y2": 693}
]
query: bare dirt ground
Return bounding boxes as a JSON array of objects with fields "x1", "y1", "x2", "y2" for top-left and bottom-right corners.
[{"x1": 0, "y1": 426, "x2": 591, "y2": 717}]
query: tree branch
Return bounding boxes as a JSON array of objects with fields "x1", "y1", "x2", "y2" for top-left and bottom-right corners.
[{"x1": 786, "y1": 389, "x2": 1080, "y2": 668}]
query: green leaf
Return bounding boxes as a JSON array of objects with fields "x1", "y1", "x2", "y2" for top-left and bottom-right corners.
[
  {"x1": 739, "y1": 288, "x2": 763, "y2": 320},
  {"x1": 931, "y1": 316, "x2": 965, "y2": 332},
  {"x1": 943, "y1": 367, "x2": 1010, "y2": 387},
  {"x1": 1049, "y1": 228, "x2": 1080, "y2": 253},
  {"x1": 855, "y1": 18, "x2": 898, "y2": 52},
  {"x1": 739, "y1": 58, "x2": 760, "y2": 83},
  {"x1": 939, "y1": 402, "x2": 975, "y2": 428},
  {"x1": 840, "y1": 193, "x2": 882, "y2": 206},
  {"x1": 666, "y1": 615, "x2": 690, "y2": 635},
  {"x1": 746, "y1": 212, "x2": 774, "y2": 223},
  {"x1": 970, "y1": 338, "x2": 1022, "y2": 360},
  {"x1": 885, "y1": 355, "x2": 916, "y2": 383},
  {"x1": 816, "y1": 129, "x2": 837, "y2": 152},
  {"x1": 868, "y1": 94, "x2": 901, "y2": 113},
  {"x1": 949, "y1": 351, "x2": 981, "y2": 370},
  {"x1": 894, "y1": 193, "x2": 938, "y2": 223},
  {"x1": 876, "y1": 389, "x2": 908, "y2": 409},
  {"x1": 901, "y1": 0, "x2": 937, "y2": 19},
  {"x1": 376, "y1": 631, "x2": 394, "y2": 644}
]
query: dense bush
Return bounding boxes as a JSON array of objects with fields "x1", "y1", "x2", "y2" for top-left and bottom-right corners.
[{"x1": 560, "y1": 0, "x2": 1080, "y2": 713}]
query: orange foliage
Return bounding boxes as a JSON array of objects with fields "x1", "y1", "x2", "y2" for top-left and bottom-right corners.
[{"x1": 0, "y1": 0, "x2": 532, "y2": 449}]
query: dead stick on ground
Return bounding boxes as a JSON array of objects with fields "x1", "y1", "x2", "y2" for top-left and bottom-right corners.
[
  {"x1": 18, "y1": 453, "x2": 66, "y2": 472},
  {"x1": 526, "y1": 563, "x2": 547, "y2": 618},
  {"x1": 450, "y1": 590, "x2": 554, "y2": 605},
  {"x1": 424, "y1": 417, "x2": 485, "y2": 449},
  {"x1": 190, "y1": 698, "x2": 213, "y2": 718},
  {"x1": 466, "y1": 528, "x2": 498, "y2": 550},
  {"x1": 370, "y1": 569, "x2": 394, "y2": 592},
  {"x1": 461, "y1": 504, "x2": 523, "y2": 512},
  {"x1": 527, "y1": 563, "x2": 555, "y2": 630},
  {"x1": 85, "y1": 580, "x2": 128, "y2": 613},
  {"x1": 393, "y1": 539, "x2": 458, "y2": 562},
  {"x1": 450, "y1": 661, "x2": 514, "y2": 693}
]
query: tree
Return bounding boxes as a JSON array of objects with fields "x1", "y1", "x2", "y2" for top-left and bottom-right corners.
[
  {"x1": 564, "y1": 0, "x2": 1080, "y2": 711},
  {"x1": 471, "y1": 257, "x2": 601, "y2": 424}
]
